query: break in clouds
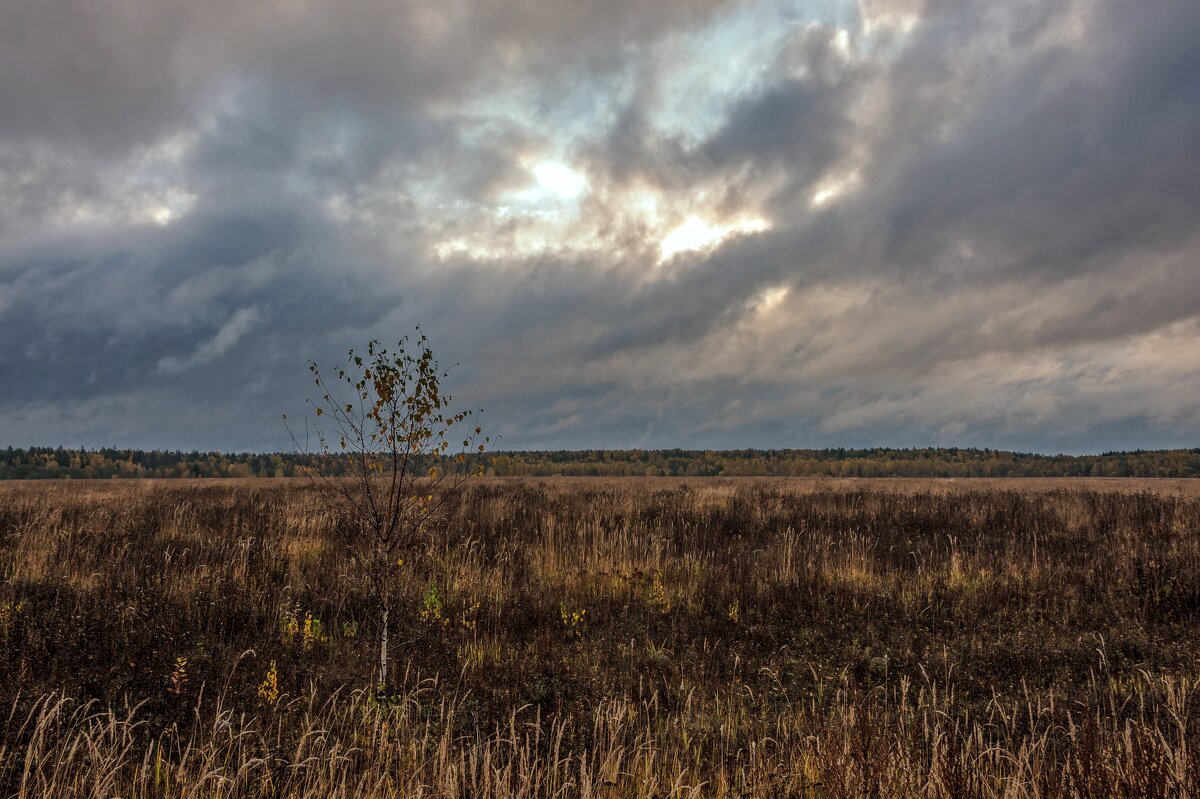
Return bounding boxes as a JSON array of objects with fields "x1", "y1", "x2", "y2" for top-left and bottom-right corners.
[{"x1": 1, "y1": 0, "x2": 1198, "y2": 453}]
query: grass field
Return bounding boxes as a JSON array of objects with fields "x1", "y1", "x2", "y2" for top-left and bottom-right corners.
[{"x1": 0, "y1": 478, "x2": 1197, "y2": 797}]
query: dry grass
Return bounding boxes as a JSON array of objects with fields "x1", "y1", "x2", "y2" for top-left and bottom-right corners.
[{"x1": 0, "y1": 478, "x2": 1197, "y2": 797}]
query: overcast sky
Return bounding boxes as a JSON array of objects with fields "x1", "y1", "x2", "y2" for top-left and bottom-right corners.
[{"x1": 2, "y1": 0, "x2": 1198, "y2": 454}]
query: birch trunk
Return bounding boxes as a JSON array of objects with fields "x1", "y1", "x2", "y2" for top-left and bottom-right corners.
[{"x1": 378, "y1": 605, "x2": 389, "y2": 689}]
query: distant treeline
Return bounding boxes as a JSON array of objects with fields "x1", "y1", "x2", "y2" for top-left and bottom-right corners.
[{"x1": 3, "y1": 446, "x2": 1200, "y2": 479}]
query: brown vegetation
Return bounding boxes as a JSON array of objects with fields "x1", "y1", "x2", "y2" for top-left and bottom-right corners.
[{"x1": 0, "y1": 478, "x2": 1197, "y2": 797}]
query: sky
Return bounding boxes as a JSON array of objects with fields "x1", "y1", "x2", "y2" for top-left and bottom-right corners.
[{"x1": 1, "y1": 0, "x2": 1198, "y2": 454}]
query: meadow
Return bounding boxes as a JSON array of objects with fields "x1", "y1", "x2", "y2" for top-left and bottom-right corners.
[{"x1": 0, "y1": 477, "x2": 1197, "y2": 797}]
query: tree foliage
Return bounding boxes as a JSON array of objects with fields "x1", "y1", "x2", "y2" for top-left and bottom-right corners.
[{"x1": 285, "y1": 329, "x2": 488, "y2": 687}]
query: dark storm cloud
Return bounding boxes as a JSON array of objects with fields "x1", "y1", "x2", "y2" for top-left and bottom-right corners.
[
  {"x1": 1, "y1": 0, "x2": 1198, "y2": 452},
  {"x1": 0, "y1": 201, "x2": 392, "y2": 425},
  {"x1": 871, "y1": 6, "x2": 1200, "y2": 280}
]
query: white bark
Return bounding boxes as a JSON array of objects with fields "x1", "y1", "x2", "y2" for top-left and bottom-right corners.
[{"x1": 379, "y1": 605, "x2": 389, "y2": 689}]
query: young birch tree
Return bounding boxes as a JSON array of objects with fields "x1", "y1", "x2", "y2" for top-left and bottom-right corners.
[{"x1": 285, "y1": 329, "x2": 487, "y2": 689}]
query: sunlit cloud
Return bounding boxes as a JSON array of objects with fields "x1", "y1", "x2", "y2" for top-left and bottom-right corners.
[
  {"x1": 142, "y1": 188, "x2": 197, "y2": 226},
  {"x1": 857, "y1": 0, "x2": 921, "y2": 39},
  {"x1": 810, "y1": 171, "x2": 860, "y2": 208},
  {"x1": 750, "y1": 284, "x2": 789, "y2": 313}
]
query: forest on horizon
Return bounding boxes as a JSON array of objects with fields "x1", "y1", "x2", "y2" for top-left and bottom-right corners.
[{"x1": 3, "y1": 445, "x2": 1199, "y2": 479}]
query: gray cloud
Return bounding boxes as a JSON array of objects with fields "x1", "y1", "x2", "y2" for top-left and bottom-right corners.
[
  {"x1": 0, "y1": 0, "x2": 1197, "y2": 453},
  {"x1": 156, "y1": 305, "x2": 262, "y2": 375}
]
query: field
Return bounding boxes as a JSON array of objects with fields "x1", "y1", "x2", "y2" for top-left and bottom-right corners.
[{"x1": 0, "y1": 478, "x2": 1198, "y2": 797}]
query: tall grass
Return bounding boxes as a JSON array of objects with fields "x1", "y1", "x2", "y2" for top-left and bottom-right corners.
[{"x1": 0, "y1": 478, "x2": 1197, "y2": 796}]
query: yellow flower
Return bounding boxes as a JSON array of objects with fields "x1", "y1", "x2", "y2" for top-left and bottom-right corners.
[{"x1": 258, "y1": 661, "x2": 280, "y2": 705}]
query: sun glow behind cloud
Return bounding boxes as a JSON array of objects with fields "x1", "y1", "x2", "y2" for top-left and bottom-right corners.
[
  {"x1": 659, "y1": 215, "x2": 769, "y2": 261},
  {"x1": 531, "y1": 161, "x2": 587, "y2": 200},
  {"x1": 428, "y1": 161, "x2": 773, "y2": 268}
]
